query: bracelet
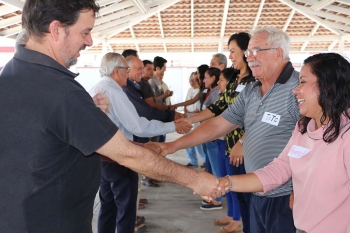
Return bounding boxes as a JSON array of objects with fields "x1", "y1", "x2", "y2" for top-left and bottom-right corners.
[
  {"x1": 225, "y1": 175, "x2": 233, "y2": 193},
  {"x1": 238, "y1": 139, "x2": 244, "y2": 145}
]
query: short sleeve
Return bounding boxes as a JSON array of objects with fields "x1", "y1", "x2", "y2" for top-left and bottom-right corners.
[
  {"x1": 139, "y1": 81, "x2": 154, "y2": 100},
  {"x1": 45, "y1": 90, "x2": 119, "y2": 155},
  {"x1": 221, "y1": 90, "x2": 246, "y2": 127}
]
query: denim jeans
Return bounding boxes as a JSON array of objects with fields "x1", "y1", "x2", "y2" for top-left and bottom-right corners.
[
  {"x1": 185, "y1": 144, "x2": 207, "y2": 166},
  {"x1": 205, "y1": 140, "x2": 222, "y2": 202}
]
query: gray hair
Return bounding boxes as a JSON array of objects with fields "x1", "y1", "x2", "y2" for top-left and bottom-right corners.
[
  {"x1": 99, "y1": 53, "x2": 125, "y2": 77},
  {"x1": 212, "y1": 53, "x2": 227, "y2": 68},
  {"x1": 251, "y1": 28, "x2": 290, "y2": 60},
  {"x1": 16, "y1": 29, "x2": 29, "y2": 46}
]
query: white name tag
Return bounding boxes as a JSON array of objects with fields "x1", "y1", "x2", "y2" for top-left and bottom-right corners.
[
  {"x1": 202, "y1": 89, "x2": 208, "y2": 93},
  {"x1": 288, "y1": 145, "x2": 311, "y2": 158},
  {"x1": 261, "y1": 112, "x2": 281, "y2": 126},
  {"x1": 235, "y1": 84, "x2": 246, "y2": 92}
]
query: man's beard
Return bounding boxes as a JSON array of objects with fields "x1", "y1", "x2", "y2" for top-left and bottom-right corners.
[{"x1": 60, "y1": 45, "x2": 85, "y2": 69}]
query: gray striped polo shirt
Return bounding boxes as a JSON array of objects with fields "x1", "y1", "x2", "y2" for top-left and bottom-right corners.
[{"x1": 221, "y1": 62, "x2": 300, "y2": 197}]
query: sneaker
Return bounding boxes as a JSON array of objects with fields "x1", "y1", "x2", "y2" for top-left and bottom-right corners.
[
  {"x1": 185, "y1": 163, "x2": 197, "y2": 167},
  {"x1": 200, "y1": 203, "x2": 223, "y2": 210},
  {"x1": 202, "y1": 200, "x2": 209, "y2": 205}
]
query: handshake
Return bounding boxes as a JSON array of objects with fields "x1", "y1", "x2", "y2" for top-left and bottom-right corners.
[{"x1": 144, "y1": 142, "x2": 233, "y2": 200}]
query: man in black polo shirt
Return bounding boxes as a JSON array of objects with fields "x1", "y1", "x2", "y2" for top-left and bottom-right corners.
[{"x1": 0, "y1": 1, "x2": 223, "y2": 232}]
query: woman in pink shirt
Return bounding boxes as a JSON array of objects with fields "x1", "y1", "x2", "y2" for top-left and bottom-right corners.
[{"x1": 220, "y1": 53, "x2": 350, "y2": 233}]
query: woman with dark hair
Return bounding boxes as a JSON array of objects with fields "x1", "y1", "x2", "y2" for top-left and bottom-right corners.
[
  {"x1": 222, "y1": 53, "x2": 350, "y2": 232},
  {"x1": 177, "y1": 33, "x2": 256, "y2": 233},
  {"x1": 184, "y1": 72, "x2": 207, "y2": 167},
  {"x1": 174, "y1": 64, "x2": 208, "y2": 110}
]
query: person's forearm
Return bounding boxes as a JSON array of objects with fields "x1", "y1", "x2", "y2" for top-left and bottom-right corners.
[
  {"x1": 170, "y1": 115, "x2": 238, "y2": 151},
  {"x1": 188, "y1": 108, "x2": 214, "y2": 124},
  {"x1": 230, "y1": 173, "x2": 263, "y2": 193},
  {"x1": 174, "y1": 94, "x2": 199, "y2": 107},
  {"x1": 156, "y1": 93, "x2": 167, "y2": 102},
  {"x1": 97, "y1": 130, "x2": 200, "y2": 189}
]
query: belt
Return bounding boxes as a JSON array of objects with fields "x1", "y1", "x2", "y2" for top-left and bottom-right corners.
[{"x1": 300, "y1": 231, "x2": 307, "y2": 233}]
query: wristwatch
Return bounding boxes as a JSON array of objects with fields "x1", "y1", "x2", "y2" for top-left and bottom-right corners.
[{"x1": 238, "y1": 139, "x2": 244, "y2": 145}]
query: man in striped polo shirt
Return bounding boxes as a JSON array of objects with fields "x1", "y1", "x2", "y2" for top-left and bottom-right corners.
[{"x1": 156, "y1": 27, "x2": 299, "y2": 233}]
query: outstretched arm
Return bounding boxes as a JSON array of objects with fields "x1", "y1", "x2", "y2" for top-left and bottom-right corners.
[
  {"x1": 156, "y1": 115, "x2": 239, "y2": 156},
  {"x1": 96, "y1": 130, "x2": 225, "y2": 198}
]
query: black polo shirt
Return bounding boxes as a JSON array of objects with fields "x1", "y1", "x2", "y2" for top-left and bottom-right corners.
[
  {"x1": 139, "y1": 78, "x2": 155, "y2": 101},
  {"x1": 0, "y1": 45, "x2": 118, "y2": 232}
]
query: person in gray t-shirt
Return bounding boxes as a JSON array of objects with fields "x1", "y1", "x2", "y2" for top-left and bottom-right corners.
[{"x1": 155, "y1": 28, "x2": 299, "y2": 233}]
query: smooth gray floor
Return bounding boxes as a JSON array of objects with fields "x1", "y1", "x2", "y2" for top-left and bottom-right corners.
[{"x1": 92, "y1": 132, "x2": 243, "y2": 233}]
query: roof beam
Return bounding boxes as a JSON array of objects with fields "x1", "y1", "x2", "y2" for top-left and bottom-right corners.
[
  {"x1": 191, "y1": 0, "x2": 194, "y2": 38},
  {"x1": 220, "y1": 0, "x2": 230, "y2": 38},
  {"x1": 158, "y1": 12, "x2": 164, "y2": 38},
  {"x1": 310, "y1": 0, "x2": 336, "y2": 11},
  {"x1": 0, "y1": 4, "x2": 17, "y2": 15},
  {"x1": 300, "y1": 23, "x2": 319, "y2": 51},
  {"x1": 283, "y1": 9, "x2": 295, "y2": 31},
  {"x1": 278, "y1": 0, "x2": 342, "y2": 35},
  {"x1": 0, "y1": 14, "x2": 21, "y2": 28},
  {"x1": 103, "y1": 0, "x2": 181, "y2": 39},
  {"x1": 327, "y1": 40, "x2": 338, "y2": 51},
  {"x1": 252, "y1": 0, "x2": 265, "y2": 30},
  {"x1": 107, "y1": 35, "x2": 341, "y2": 44},
  {"x1": 94, "y1": 8, "x2": 138, "y2": 30},
  {"x1": 129, "y1": 27, "x2": 140, "y2": 53},
  {"x1": 98, "y1": 1, "x2": 134, "y2": 17},
  {"x1": 96, "y1": 0, "x2": 118, "y2": 7},
  {"x1": 131, "y1": 0, "x2": 149, "y2": 14},
  {"x1": 0, "y1": 0, "x2": 23, "y2": 10},
  {"x1": 0, "y1": 25, "x2": 21, "y2": 37}
]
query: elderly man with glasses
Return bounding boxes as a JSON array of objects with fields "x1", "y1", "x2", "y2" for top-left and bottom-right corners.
[
  {"x1": 155, "y1": 27, "x2": 300, "y2": 233},
  {"x1": 90, "y1": 53, "x2": 191, "y2": 233}
]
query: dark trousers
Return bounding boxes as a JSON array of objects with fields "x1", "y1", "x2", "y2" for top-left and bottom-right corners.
[
  {"x1": 250, "y1": 194, "x2": 296, "y2": 233},
  {"x1": 98, "y1": 161, "x2": 138, "y2": 233}
]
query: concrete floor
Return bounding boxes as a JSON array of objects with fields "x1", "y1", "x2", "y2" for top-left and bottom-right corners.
[{"x1": 92, "y1": 132, "x2": 243, "y2": 233}]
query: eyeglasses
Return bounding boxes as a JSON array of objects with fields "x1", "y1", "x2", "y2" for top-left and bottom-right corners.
[
  {"x1": 118, "y1": 66, "x2": 130, "y2": 72},
  {"x1": 244, "y1": 48, "x2": 277, "y2": 57}
]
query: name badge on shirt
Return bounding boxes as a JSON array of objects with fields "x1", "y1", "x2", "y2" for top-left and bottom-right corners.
[
  {"x1": 261, "y1": 112, "x2": 281, "y2": 126},
  {"x1": 235, "y1": 84, "x2": 246, "y2": 92},
  {"x1": 202, "y1": 89, "x2": 208, "y2": 93},
  {"x1": 288, "y1": 145, "x2": 311, "y2": 158}
]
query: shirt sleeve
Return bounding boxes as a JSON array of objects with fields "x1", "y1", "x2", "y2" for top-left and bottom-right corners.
[
  {"x1": 253, "y1": 128, "x2": 297, "y2": 193},
  {"x1": 106, "y1": 87, "x2": 175, "y2": 137},
  {"x1": 221, "y1": 88, "x2": 247, "y2": 127},
  {"x1": 45, "y1": 90, "x2": 119, "y2": 155},
  {"x1": 139, "y1": 81, "x2": 154, "y2": 100}
]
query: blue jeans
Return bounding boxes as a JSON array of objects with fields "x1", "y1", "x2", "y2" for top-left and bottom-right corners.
[
  {"x1": 185, "y1": 144, "x2": 207, "y2": 166},
  {"x1": 205, "y1": 140, "x2": 222, "y2": 202},
  {"x1": 217, "y1": 141, "x2": 241, "y2": 221}
]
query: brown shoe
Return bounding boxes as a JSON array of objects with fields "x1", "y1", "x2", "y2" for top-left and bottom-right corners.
[
  {"x1": 138, "y1": 203, "x2": 145, "y2": 209},
  {"x1": 218, "y1": 226, "x2": 242, "y2": 233},
  {"x1": 213, "y1": 219, "x2": 230, "y2": 226},
  {"x1": 136, "y1": 216, "x2": 145, "y2": 226},
  {"x1": 200, "y1": 162, "x2": 206, "y2": 168},
  {"x1": 140, "y1": 198, "x2": 148, "y2": 204}
]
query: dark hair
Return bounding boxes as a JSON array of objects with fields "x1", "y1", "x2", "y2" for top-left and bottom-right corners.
[
  {"x1": 153, "y1": 56, "x2": 167, "y2": 71},
  {"x1": 228, "y1": 32, "x2": 252, "y2": 74},
  {"x1": 143, "y1": 60, "x2": 153, "y2": 66},
  {"x1": 22, "y1": 0, "x2": 100, "y2": 40},
  {"x1": 298, "y1": 53, "x2": 350, "y2": 143},
  {"x1": 205, "y1": 68, "x2": 220, "y2": 89},
  {"x1": 122, "y1": 49, "x2": 138, "y2": 58},
  {"x1": 221, "y1": 68, "x2": 239, "y2": 82},
  {"x1": 197, "y1": 64, "x2": 208, "y2": 90}
]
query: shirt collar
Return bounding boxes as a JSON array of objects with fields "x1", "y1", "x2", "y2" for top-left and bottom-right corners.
[
  {"x1": 253, "y1": 61, "x2": 294, "y2": 87},
  {"x1": 101, "y1": 76, "x2": 122, "y2": 90},
  {"x1": 14, "y1": 44, "x2": 79, "y2": 78},
  {"x1": 127, "y1": 78, "x2": 140, "y2": 90}
]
